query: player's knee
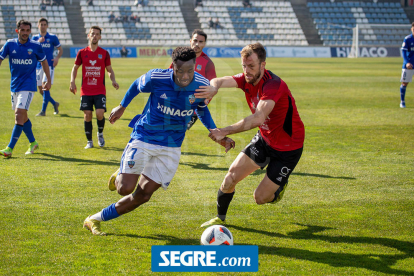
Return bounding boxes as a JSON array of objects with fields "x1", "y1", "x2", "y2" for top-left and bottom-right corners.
[
  {"x1": 253, "y1": 191, "x2": 267, "y2": 205},
  {"x1": 117, "y1": 182, "x2": 135, "y2": 196},
  {"x1": 222, "y1": 171, "x2": 237, "y2": 192}
]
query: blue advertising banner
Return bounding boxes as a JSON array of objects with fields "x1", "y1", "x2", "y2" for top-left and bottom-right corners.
[
  {"x1": 70, "y1": 47, "x2": 137, "y2": 58},
  {"x1": 330, "y1": 47, "x2": 401, "y2": 57},
  {"x1": 151, "y1": 245, "x2": 258, "y2": 272},
  {"x1": 204, "y1": 47, "x2": 243, "y2": 58}
]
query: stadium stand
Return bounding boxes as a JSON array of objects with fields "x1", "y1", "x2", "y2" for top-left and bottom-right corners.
[
  {"x1": 308, "y1": 1, "x2": 411, "y2": 46},
  {"x1": 0, "y1": 0, "x2": 73, "y2": 46},
  {"x1": 80, "y1": 0, "x2": 189, "y2": 46},
  {"x1": 197, "y1": 0, "x2": 308, "y2": 46}
]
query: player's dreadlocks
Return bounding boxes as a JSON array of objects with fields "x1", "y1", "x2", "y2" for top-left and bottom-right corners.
[{"x1": 172, "y1": 46, "x2": 196, "y2": 64}]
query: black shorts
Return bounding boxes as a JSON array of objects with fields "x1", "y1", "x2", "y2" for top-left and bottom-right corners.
[
  {"x1": 80, "y1": 95, "x2": 107, "y2": 112},
  {"x1": 242, "y1": 131, "x2": 303, "y2": 187}
]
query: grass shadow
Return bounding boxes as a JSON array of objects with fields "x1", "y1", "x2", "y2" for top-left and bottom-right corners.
[
  {"x1": 179, "y1": 162, "x2": 228, "y2": 171},
  {"x1": 58, "y1": 113, "x2": 132, "y2": 121},
  {"x1": 230, "y1": 224, "x2": 414, "y2": 275},
  {"x1": 108, "y1": 233, "x2": 199, "y2": 245},
  {"x1": 29, "y1": 153, "x2": 119, "y2": 166},
  {"x1": 181, "y1": 151, "x2": 223, "y2": 157}
]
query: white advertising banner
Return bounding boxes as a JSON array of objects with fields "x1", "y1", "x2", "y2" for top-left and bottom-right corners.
[{"x1": 266, "y1": 47, "x2": 332, "y2": 58}]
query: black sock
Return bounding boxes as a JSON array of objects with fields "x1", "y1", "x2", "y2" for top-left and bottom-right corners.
[
  {"x1": 84, "y1": 121, "x2": 92, "y2": 141},
  {"x1": 217, "y1": 189, "x2": 235, "y2": 221},
  {"x1": 97, "y1": 117, "x2": 105, "y2": 133}
]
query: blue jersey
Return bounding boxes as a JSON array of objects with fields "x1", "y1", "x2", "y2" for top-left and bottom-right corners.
[
  {"x1": 401, "y1": 34, "x2": 414, "y2": 69},
  {"x1": 0, "y1": 38, "x2": 46, "y2": 92},
  {"x1": 32, "y1": 32, "x2": 61, "y2": 69},
  {"x1": 121, "y1": 69, "x2": 216, "y2": 147}
]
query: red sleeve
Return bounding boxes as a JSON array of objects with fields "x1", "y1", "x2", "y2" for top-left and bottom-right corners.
[
  {"x1": 74, "y1": 50, "x2": 82, "y2": 65},
  {"x1": 105, "y1": 50, "x2": 111, "y2": 66},
  {"x1": 168, "y1": 63, "x2": 173, "y2": 69},
  {"x1": 204, "y1": 60, "x2": 217, "y2": 81},
  {"x1": 232, "y1": 73, "x2": 246, "y2": 89},
  {"x1": 261, "y1": 79, "x2": 283, "y2": 103}
]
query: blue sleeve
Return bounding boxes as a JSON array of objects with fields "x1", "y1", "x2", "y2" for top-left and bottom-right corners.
[
  {"x1": 54, "y1": 36, "x2": 61, "y2": 48},
  {"x1": 35, "y1": 44, "x2": 46, "y2": 62},
  {"x1": 120, "y1": 71, "x2": 152, "y2": 107},
  {"x1": 195, "y1": 103, "x2": 216, "y2": 130},
  {"x1": 402, "y1": 49, "x2": 410, "y2": 64},
  {"x1": 0, "y1": 42, "x2": 9, "y2": 60}
]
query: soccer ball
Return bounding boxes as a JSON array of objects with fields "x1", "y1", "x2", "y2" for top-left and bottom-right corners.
[{"x1": 200, "y1": 225, "x2": 234, "y2": 245}]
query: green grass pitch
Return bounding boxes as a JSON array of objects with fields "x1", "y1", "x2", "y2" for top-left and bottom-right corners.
[{"x1": 0, "y1": 57, "x2": 413, "y2": 275}]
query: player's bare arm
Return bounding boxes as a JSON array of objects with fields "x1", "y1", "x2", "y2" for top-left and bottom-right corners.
[
  {"x1": 41, "y1": 59, "x2": 51, "y2": 91},
  {"x1": 0, "y1": 59, "x2": 2, "y2": 66},
  {"x1": 209, "y1": 99, "x2": 275, "y2": 141},
  {"x1": 195, "y1": 76, "x2": 238, "y2": 103},
  {"x1": 52, "y1": 46, "x2": 63, "y2": 67},
  {"x1": 69, "y1": 64, "x2": 79, "y2": 94},
  {"x1": 108, "y1": 105, "x2": 126, "y2": 124},
  {"x1": 106, "y1": 65, "x2": 119, "y2": 90},
  {"x1": 407, "y1": 63, "x2": 413, "y2": 69}
]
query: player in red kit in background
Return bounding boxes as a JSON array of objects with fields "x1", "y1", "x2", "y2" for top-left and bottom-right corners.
[
  {"x1": 70, "y1": 26, "x2": 119, "y2": 149},
  {"x1": 170, "y1": 29, "x2": 216, "y2": 130},
  {"x1": 197, "y1": 43, "x2": 305, "y2": 227}
]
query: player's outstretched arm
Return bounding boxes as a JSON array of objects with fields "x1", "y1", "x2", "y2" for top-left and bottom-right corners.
[
  {"x1": 195, "y1": 76, "x2": 237, "y2": 104},
  {"x1": 195, "y1": 104, "x2": 235, "y2": 153},
  {"x1": 69, "y1": 64, "x2": 80, "y2": 94},
  {"x1": 108, "y1": 105, "x2": 125, "y2": 124},
  {"x1": 106, "y1": 65, "x2": 119, "y2": 90},
  {"x1": 209, "y1": 99, "x2": 275, "y2": 141}
]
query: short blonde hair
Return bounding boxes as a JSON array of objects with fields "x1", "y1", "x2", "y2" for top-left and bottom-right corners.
[{"x1": 240, "y1": 42, "x2": 266, "y2": 63}]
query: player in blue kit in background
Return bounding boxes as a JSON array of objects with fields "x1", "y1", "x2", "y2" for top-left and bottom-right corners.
[
  {"x1": 0, "y1": 20, "x2": 51, "y2": 158},
  {"x1": 83, "y1": 47, "x2": 235, "y2": 235},
  {"x1": 32, "y1": 17, "x2": 62, "y2": 116},
  {"x1": 399, "y1": 22, "x2": 414, "y2": 108}
]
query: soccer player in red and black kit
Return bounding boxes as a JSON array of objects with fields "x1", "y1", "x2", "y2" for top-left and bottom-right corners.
[
  {"x1": 197, "y1": 43, "x2": 305, "y2": 227},
  {"x1": 69, "y1": 26, "x2": 119, "y2": 149},
  {"x1": 169, "y1": 29, "x2": 216, "y2": 130}
]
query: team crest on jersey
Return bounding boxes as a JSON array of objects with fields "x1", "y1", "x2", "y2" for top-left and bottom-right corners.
[
  {"x1": 98, "y1": 54, "x2": 102, "y2": 59},
  {"x1": 46, "y1": 39, "x2": 50, "y2": 42},
  {"x1": 196, "y1": 64, "x2": 202, "y2": 71},
  {"x1": 189, "y1": 94, "x2": 195, "y2": 104},
  {"x1": 27, "y1": 48, "x2": 33, "y2": 55},
  {"x1": 128, "y1": 161, "x2": 135, "y2": 168}
]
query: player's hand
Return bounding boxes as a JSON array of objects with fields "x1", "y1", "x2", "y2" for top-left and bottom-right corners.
[
  {"x1": 208, "y1": 128, "x2": 227, "y2": 142},
  {"x1": 407, "y1": 63, "x2": 413, "y2": 69},
  {"x1": 195, "y1": 85, "x2": 218, "y2": 105},
  {"x1": 52, "y1": 58, "x2": 59, "y2": 67},
  {"x1": 109, "y1": 105, "x2": 126, "y2": 124},
  {"x1": 42, "y1": 81, "x2": 51, "y2": 91},
  {"x1": 112, "y1": 81, "x2": 119, "y2": 90},
  {"x1": 69, "y1": 82, "x2": 77, "y2": 95},
  {"x1": 217, "y1": 137, "x2": 235, "y2": 153},
  {"x1": 38, "y1": 36, "x2": 45, "y2": 43}
]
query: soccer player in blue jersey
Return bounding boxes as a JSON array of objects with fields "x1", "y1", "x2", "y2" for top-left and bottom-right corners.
[
  {"x1": 32, "y1": 18, "x2": 63, "y2": 116},
  {"x1": 0, "y1": 20, "x2": 51, "y2": 158},
  {"x1": 399, "y1": 22, "x2": 414, "y2": 108},
  {"x1": 83, "y1": 47, "x2": 235, "y2": 235}
]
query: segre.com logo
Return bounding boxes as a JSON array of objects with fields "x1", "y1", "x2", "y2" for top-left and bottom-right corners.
[{"x1": 151, "y1": 245, "x2": 258, "y2": 272}]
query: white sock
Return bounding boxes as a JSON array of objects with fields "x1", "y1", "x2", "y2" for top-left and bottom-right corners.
[{"x1": 90, "y1": 211, "x2": 103, "y2": 221}]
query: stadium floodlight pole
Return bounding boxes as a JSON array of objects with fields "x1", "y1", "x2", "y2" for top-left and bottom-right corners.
[{"x1": 355, "y1": 24, "x2": 359, "y2": 58}]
